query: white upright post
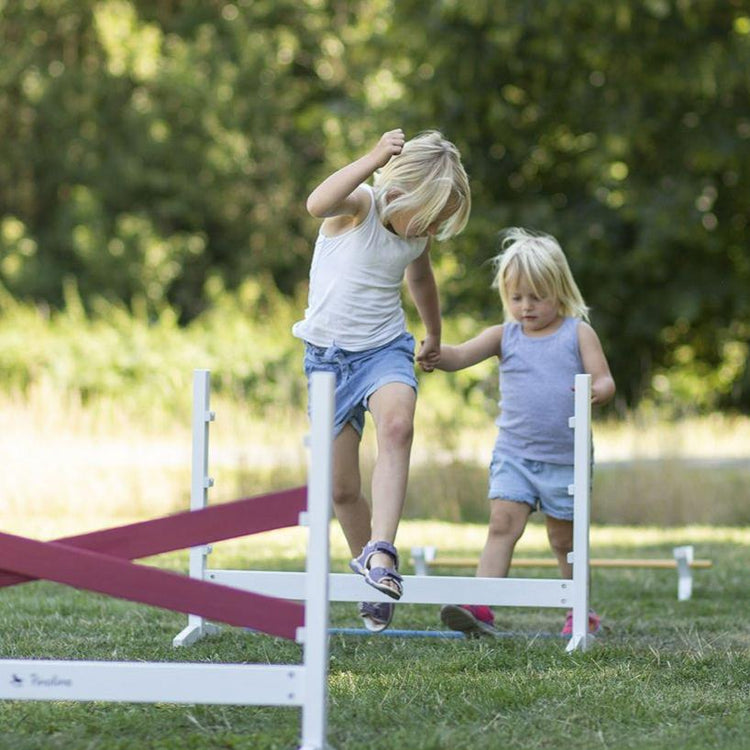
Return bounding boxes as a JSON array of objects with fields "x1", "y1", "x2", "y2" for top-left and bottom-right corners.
[
  {"x1": 173, "y1": 369, "x2": 221, "y2": 647},
  {"x1": 566, "y1": 373, "x2": 594, "y2": 653},
  {"x1": 299, "y1": 372, "x2": 334, "y2": 750},
  {"x1": 673, "y1": 545, "x2": 695, "y2": 601}
]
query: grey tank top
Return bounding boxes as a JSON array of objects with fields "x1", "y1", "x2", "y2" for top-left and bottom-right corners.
[{"x1": 496, "y1": 317, "x2": 583, "y2": 464}]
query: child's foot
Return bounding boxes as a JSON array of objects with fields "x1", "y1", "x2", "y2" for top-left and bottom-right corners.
[
  {"x1": 440, "y1": 604, "x2": 497, "y2": 637},
  {"x1": 358, "y1": 601, "x2": 395, "y2": 633},
  {"x1": 561, "y1": 609, "x2": 601, "y2": 636},
  {"x1": 350, "y1": 541, "x2": 403, "y2": 600}
]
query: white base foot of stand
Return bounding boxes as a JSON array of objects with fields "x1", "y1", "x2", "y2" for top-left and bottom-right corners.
[
  {"x1": 173, "y1": 620, "x2": 221, "y2": 648},
  {"x1": 565, "y1": 633, "x2": 596, "y2": 652}
]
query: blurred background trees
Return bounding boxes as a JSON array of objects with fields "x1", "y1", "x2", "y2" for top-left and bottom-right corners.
[{"x1": 1, "y1": 0, "x2": 748, "y2": 412}]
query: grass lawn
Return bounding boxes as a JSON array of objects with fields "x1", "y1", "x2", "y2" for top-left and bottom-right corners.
[{"x1": 1, "y1": 521, "x2": 749, "y2": 750}]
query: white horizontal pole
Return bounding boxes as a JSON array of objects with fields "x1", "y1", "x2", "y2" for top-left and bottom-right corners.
[
  {"x1": 0, "y1": 661, "x2": 305, "y2": 705},
  {"x1": 207, "y1": 570, "x2": 573, "y2": 608}
]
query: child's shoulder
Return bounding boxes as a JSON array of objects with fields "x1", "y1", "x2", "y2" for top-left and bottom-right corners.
[
  {"x1": 501, "y1": 320, "x2": 520, "y2": 337},
  {"x1": 355, "y1": 183, "x2": 377, "y2": 224},
  {"x1": 320, "y1": 184, "x2": 374, "y2": 237},
  {"x1": 352, "y1": 183, "x2": 375, "y2": 214},
  {"x1": 575, "y1": 319, "x2": 602, "y2": 342},
  {"x1": 477, "y1": 323, "x2": 505, "y2": 349}
]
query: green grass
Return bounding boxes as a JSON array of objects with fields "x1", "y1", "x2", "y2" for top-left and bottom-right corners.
[
  {"x1": 1, "y1": 523, "x2": 749, "y2": 750},
  {"x1": 1, "y1": 283, "x2": 749, "y2": 748}
]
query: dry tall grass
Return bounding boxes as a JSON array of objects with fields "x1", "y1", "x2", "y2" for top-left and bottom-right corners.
[{"x1": 1, "y1": 386, "x2": 749, "y2": 538}]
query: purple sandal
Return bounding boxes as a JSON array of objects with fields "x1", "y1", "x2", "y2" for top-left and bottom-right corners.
[
  {"x1": 350, "y1": 540, "x2": 403, "y2": 600},
  {"x1": 358, "y1": 601, "x2": 395, "y2": 633}
]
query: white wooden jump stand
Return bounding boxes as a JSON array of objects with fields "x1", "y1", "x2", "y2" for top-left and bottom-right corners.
[
  {"x1": 411, "y1": 545, "x2": 709, "y2": 602},
  {"x1": 177, "y1": 372, "x2": 595, "y2": 653},
  {"x1": 0, "y1": 370, "x2": 335, "y2": 750}
]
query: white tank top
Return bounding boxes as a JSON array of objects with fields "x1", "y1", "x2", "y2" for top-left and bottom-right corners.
[{"x1": 292, "y1": 184, "x2": 427, "y2": 351}]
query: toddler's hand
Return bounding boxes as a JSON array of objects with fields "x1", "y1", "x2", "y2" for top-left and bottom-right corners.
[
  {"x1": 370, "y1": 129, "x2": 405, "y2": 168},
  {"x1": 572, "y1": 383, "x2": 609, "y2": 406},
  {"x1": 591, "y1": 386, "x2": 608, "y2": 406}
]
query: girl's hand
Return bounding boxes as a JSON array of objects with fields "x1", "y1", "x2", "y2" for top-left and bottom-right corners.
[
  {"x1": 416, "y1": 334, "x2": 441, "y2": 372},
  {"x1": 370, "y1": 129, "x2": 405, "y2": 169}
]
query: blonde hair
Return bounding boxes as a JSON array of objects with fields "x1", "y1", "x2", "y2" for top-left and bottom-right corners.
[
  {"x1": 373, "y1": 130, "x2": 471, "y2": 240},
  {"x1": 492, "y1": 228, "x2": 589, "y2": 322}
]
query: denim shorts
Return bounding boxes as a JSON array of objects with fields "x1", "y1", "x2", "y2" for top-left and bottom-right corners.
[
  {"x1": 303, "y1": 332, "x2": 418, "y2": 436},
  {"x1": 488, "y1": 450, "x2": 574, "y2": 521}
]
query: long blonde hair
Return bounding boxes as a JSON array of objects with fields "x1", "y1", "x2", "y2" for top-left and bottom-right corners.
[
  {"x1": 492, "y1": 228, "x2": 589, "y2": 322},
  {"x1": 373, "y1": 130, "x2": 471, "y2": 240}
]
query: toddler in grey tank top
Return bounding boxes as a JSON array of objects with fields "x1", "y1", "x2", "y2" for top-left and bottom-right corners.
[
  {"x1": 497, "y1": 316, "x2": 582, "y2": 464},
  {"x1": 430, "y1": 228, "x2": 615, "y2": 639}
]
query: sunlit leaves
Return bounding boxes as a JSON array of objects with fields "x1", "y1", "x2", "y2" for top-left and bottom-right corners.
[{"x1": 0, "y1": 0, "x2": 748, "y2": 410}]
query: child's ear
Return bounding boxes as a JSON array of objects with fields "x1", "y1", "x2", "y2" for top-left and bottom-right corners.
[{"x1": 385, "y1": 188, "x2": 403, "y2": 204}]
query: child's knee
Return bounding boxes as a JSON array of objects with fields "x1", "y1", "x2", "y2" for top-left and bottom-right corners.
[
  {"x1": 547, "y1": 521, "x2": 573, "y2": 555},
  {"x1": 549, "y1": 538, "x2": 573, "y2": 558},
  {"x1": 332, "y1": 481, "x2": 361, "y2": 508},
  {"x1": 378, "y1": 412, "x2": 414, "y2": 448},
  {"x1": 487, "y1": 510, "x2": 526, "y2": 544}
]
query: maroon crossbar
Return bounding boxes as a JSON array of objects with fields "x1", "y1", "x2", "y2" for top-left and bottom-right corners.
[
  {"x1": 0, "y1": 532, "x2": 304, "y2": 640},
  {"x1": 0, "y1": 486, "x2": 307, "y2": 590},
  {"x1": 0, "y1": 486, "x2": 310, "y2": 640}
]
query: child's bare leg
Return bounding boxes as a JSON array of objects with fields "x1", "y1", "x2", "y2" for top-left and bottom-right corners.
[
  {"x1": 545, "y1": 516, "x2": 573, "y2": 578},
  {"x1": 365, "y1": 382, "x2": 416, "y2": 576},
  {"x1": 332, "y1": 423, "x2": 371, "y2": 557},
  {"x1": 477, "y1": 499, "x2": 531, "y2": 577}
]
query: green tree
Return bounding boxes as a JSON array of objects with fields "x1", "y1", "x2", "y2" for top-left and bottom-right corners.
[
  {"x1": 0, "y1": 0, "x2": 365, "y2": 314},
  {"x1": 369, "y1": 0, "x2": 750, "y2": 409},
  {"x1": 1, "y1": 0, "x2": 748, "y2": 410}
]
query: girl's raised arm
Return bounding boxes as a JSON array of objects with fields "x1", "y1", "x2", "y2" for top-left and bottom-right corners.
[{"x1": 306, "y1": 129, "x2": 405, "y2": 219}]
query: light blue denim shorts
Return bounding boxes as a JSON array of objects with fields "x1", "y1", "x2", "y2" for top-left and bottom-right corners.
[
  {"x1": 303, "y1": 332, "x2": 417, "y2": 437},
  {"x1": 488, "y1": 450, "x2": 574, "y2": 521}
]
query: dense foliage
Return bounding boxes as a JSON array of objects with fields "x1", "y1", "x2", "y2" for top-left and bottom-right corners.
[{"x1": 1, "y1": 0, "x2": 748, "y2": 410}]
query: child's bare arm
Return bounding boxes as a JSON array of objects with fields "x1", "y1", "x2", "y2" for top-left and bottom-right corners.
[
  {"x1": 578, "y1": 322, "x2": 616, "y2": 405},
  {"x1": 436, "y1": 325, "x2": 504, "y2": 372},
  {"x1": 306, "y1": 129, "x2": 405, "y2": 219},
  {"x1": 406, "y1": 247, "x2": 441, "y2": 371}
]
